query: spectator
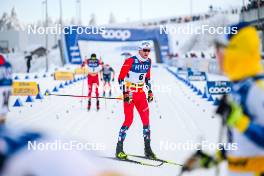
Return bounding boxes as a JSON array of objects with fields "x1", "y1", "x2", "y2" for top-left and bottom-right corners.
[
  {"x1": 241, "y1": 0, "x2": 264, "y2": 12},
  {"x1": 201, "y1": 52, "x2": 205, "y2": 58},
  {"x1": 25, "y1": 54, "x2": 32, "y2": 73}
]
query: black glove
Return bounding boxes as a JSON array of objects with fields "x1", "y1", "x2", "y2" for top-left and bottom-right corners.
[
  {"x1": 112, "y1": 78, "x2": 115, "y2": 82},
  {"x1": 216, "y1": 95, "x2": 232, "y2": 124},
  {"x1": 123, "y1": 91, "x2": 132, "y2": 103},
  {"x1": 147, "y1": 90, "x2": 154, "y2": 102}
]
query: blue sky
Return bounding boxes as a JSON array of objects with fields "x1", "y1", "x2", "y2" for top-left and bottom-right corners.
[{"x1": 1, "y1": 0, "x2": 246, "y2": 25}]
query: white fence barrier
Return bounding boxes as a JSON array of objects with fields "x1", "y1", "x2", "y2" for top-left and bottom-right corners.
[
  {"x1": 166, "y1": 57, "x2": 264, "y2": 75},
  {"x1": 166, "y1": 58, "x2": 221, "y2": 74}
]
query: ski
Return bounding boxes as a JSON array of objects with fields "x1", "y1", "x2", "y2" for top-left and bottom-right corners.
[
  {"x1": 128, "y1": 154, "x2": 183, "y2": 167},
  {"x1": 101, "y1": 156, "x2": 163, "y2": 167}
]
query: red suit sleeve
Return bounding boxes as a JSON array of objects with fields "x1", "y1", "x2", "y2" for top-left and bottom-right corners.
[{"x1": 118, "y1": 58, "x2": 134, "y2": 81}]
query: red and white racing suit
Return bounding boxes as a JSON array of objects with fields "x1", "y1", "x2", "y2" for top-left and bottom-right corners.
[
  {"x1": 82, "y1": 59, "x2": 102, "y2": 97},
  {"x1": 117, "y1": 55, "x2": 152, "y2": 142}
]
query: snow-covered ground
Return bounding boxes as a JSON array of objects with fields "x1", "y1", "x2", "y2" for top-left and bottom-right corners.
[{"x1": 5, "y1": 41, "x2": 231, "y2": 176}]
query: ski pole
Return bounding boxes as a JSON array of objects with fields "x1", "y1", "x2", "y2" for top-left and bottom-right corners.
[
  {"x1": 81, "y1": 70, "x2": 86, "y2": 108},
  {"x1": 215, "y1": 119, "x2": 225, "y2": 176},
  {"x1": 215, "y1": 95, "x2": 228, "y2": 176},
  {"x1": 49, "y1": 93, "x2": 123, "y2": 100}
]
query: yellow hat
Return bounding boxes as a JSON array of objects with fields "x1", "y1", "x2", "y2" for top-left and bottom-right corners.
[{"x1": 223, "y1": 25, "x2": 263, "y2": 81}]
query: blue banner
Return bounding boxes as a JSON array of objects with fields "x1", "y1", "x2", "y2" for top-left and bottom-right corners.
[
  {"x1": 177, "y1": 67, "x2": 188, "y2": 75},
  {"x1": 188, "y1": 71, "x2": 207, "y2": 81},
  {"x1": 207, "y1": 81, "x2": 232, "y2": 95},
  {"x1": 63, "y1": 26, "x2": 169, "y2": 64}
]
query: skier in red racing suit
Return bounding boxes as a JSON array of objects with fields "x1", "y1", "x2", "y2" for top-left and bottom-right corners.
[
  {"x1": 81, "y1": 53, "x2": 102, "y2": 111},
  {"x1": 115, "y1": 41, "x2": 155, "y2": 160}
]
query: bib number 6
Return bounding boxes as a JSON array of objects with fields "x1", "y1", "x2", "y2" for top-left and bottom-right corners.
[{"x1": 139, "y1": 74, "x2": 144, "y2": 81}]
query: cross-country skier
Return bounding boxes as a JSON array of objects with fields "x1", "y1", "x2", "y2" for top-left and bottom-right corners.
[
  {"x1": 115, "y1": 41, "x2": 155, "y2": 160},
  {"x1": 101, "y1": 63, "x2": 115, "y2": 97},
  {"x1": 181, "y1": 22, "x2": 264, "y2": 176},
  {"x1": 82, "y1": 53, "x2": 102, "y2": 111}
]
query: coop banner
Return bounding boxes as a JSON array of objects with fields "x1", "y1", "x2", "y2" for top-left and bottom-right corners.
[
  {"x1": 187, "y1": 71, "x2": 207, "y2": 81},
  {"x1": 63, "y1": 27, "x2": 169, "y2": 64},
  {"x1": 207, "y1": 81, "x2": 232, "y2": 95}
]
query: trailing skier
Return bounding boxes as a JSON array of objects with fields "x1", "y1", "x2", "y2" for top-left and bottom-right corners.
[{"x1": 81, "y1": 53, "x2": 102, "y2": 111}]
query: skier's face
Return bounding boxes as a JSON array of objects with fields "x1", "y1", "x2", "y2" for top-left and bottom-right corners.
[{"x1": 139, "y1": 49, "x2": 150, "y2": 59}]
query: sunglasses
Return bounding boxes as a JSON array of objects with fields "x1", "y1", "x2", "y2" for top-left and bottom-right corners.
[{"x1": 142, "y1": 49, "x2": 151, "y2": 52}]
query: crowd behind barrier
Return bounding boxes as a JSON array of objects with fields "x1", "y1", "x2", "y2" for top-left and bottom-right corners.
[
  {"x1": 140, "y1": 8, "x2": 239, "y2": 28},
  {"x1": 241, "y1": 0, "x2": 264, "y2": 12}
]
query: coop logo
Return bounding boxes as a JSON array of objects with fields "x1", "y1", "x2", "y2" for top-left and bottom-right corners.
[
  {"x1": 101, "y1": 29, "x2": 131, "y2": 41},
  {"x1": 188, "y1": 71, "x2": 207, "y2": 81},
  {"x1": 208, "y1": 87, "x2": 231, "y2": 94},
  {"x1": 188, "y1": 75, "x2": 206, "y2": 81},
  {"x1": 207, "y1": 81, "x2": 232, "y2": 95}
]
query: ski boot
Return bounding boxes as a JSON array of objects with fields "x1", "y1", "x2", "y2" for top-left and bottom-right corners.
[
  {"x1": 87, "y1": 99, "x2": 91, "y2": 111},
  {"x1": 144, "y1": 140, "x2": 156, "y2": 159},
  {"x1": 96, "y1": 99, "x2": 100, "y2": 111},
  {"x1": 103, "y1": 91, "x2": 106, "y2": 97},
  {"x1": 116, "y1": 141, "x2": 127, "y2": 160},
  {"x1": 109, "y1": 90, "x2": 112, "y2": 97}
]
